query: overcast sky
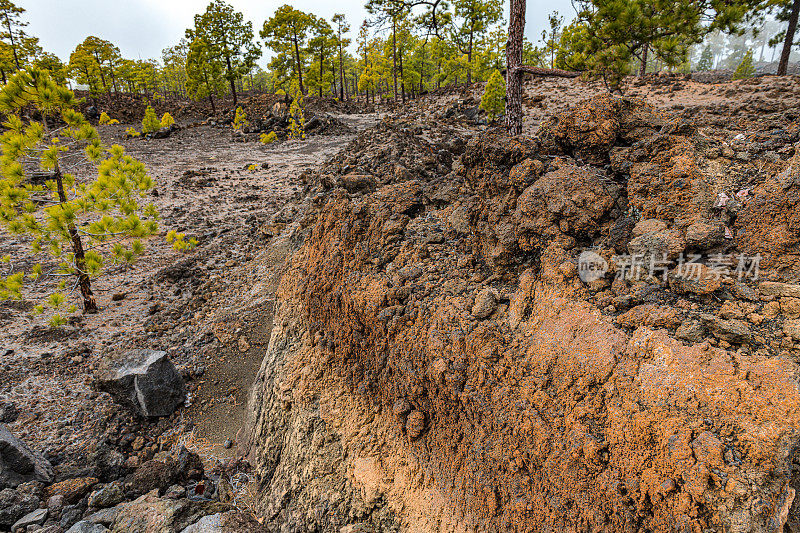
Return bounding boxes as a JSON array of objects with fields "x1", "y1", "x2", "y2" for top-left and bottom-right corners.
[{"x1": 20, "y1": 0, "x2": 576, "y2": 67}]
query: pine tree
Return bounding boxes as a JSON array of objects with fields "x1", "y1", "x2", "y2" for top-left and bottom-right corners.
[
  {"x1": 261, "y1": 5, "x2": 316, "y2": 95},
  {"x1": 332, "y1": 14, "x2": 351, "y2": 100},
  {"x1": 0, "y1": 0, "x2": 39, "y2": 72},
  {"x1": 0, "y1": 69, "x2": 160, "y2": 318},
  {"x1": 697, "y1": 46, "x2": 714, "y2": 70},
  {"x1": 733, "y1": 49, "x2": 756, "y2": 79},
  {"x1": 452, "y1": 0, "x2": 503, "y2": 83},
  {"x1": 480, "y1": 69, "x2": 505, "y2": 121},
  {"x1": 186, "y1": 0, "x2": 261, "y2": 106},
  {"x1": 186, "y1": 37, "x2": 225, "y2": 114},
  {"x1": 770, "y1": 0, "x2": 800, "y2": 75},
  {"x1": 560, "y1": 0, "x2": 767, "y2": 88},
  {"x1": 306, "y1": 16, "x2": 336, "y2": 97},
  {"x1": 232, "y1": 106, "x2": 248, "y2": 132}
]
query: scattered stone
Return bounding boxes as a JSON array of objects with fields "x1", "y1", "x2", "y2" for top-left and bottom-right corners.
[
  {"x1": 47, "y1": 494, "x2": 65, "y2": 513},
  {"x1": 668, "y1": 265, "x2": 722, "y2": 295},
  {"x1": 163, "y1": 484, "x2": 186, "y2": 500},
  {"x1": 615, "y1": 304, "x2": 682, "y2": 330},
  {"x1": 0, "y1": 402, "x2": 19, "y2": 423},
  {"x1": 237, "y1": 336, "x2": 250, "y2": 352},
  {"x1": 676, "y1": 321, "x2": 706, "y2": 344},
  {"x1": 759, "y1": 282, "x2": 800, "y2": 299},
  {"x1": 701, "y1": 315, "x2": 752, "y2": 344},
  {"x1": 132, "y1": 460, "x2": 178, "y2": 495},
  {"x1": 60, "y1": 504, "x2": 84, "y2": 530},
  {"x1": 472, "y1": 288, "x2": 499, "y2": 319},
  {"x1": 46, "y1": 477, "x2": 99, "y2": 504},
  {"x1": 685, "y1": 221, "x2": 725, "y2": 249},
  {"x1": 406, "y1": 411, "x2": 426, "y2": 439},
  {"x1": 785, "y1": 320, "x2": 800, "y2": 342},
  {"x1": 628, "y1": 230, "x2": 686, "y2": 261},
  {"x1": 781, "y1": 297, "x2": 800, "y2": 319},
  {"x1": 88, "y1": 482, "x2": 124, "y2": 509},
  {"x1": 632, "y1": 219, "x2": 668, "y2": 238},
  {"x1": 179, "y1": 513, "x2": 222, "y2": 533},
  {"x1": 0, "y1": 423, "x2": 54, "y2": 489},
  {"x1": 763, "y1": 301, "x2": 781, "y2": 319},
  {"x1": 111, "y1": 490, "x2": 228, "y2": 533},
  {"x1": 392, "y1": 399, "x2": 411, "y2": 417},
  {"x1": 11, "y1": 508, "x2": 47, "y2": 531},
  {"x1": 84, "y1": 507, "x2": 118, "y2": 526},
  {"x1": 66, "y1": 521, "x2": 109, "y2": 533},
  {"x1": 95, "y1": 349, "x2": 186, "y2": 418},
  {"x1": 0, "y1": 488, "x2": 38, "y2": 527}
]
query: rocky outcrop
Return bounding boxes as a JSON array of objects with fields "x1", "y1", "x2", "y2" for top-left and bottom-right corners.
[{"x1": 241, "y1": 96, "x2": 800, "y2": 532}]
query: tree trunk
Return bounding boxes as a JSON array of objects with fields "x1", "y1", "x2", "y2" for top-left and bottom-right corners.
[
  {"x1": 639, "y1": 44, "x2": 649, "y2": 77},
  {"x1": 319, "y1": 50, "x2": 324, "y2": 98},
  {"x1": 54, "y1": 163, "x2": 97, "y2": 313},
  {"x1": 292, "y1": 31, "x2": 305, "y2": 94},
  {"x1": 391, "y1": 15, "x2": 399, "y2": 103},
  {"x1": 467, "y1": 30, "x2": 474, "y2": 84},
  {"x1": 778, "y1": 0, "x2": 800, "y2": 76},
  {"x1": 95, "y1": 53, "x2": 109, "y2": 95},
  {"x1": 399, "y1": 45, "x2": 406, "y2": 104},
  {"x1": 5, "y1": 14, "x2": 20, "y2": 70},
  {"x1": 338, "y1": 39, "x2": 345, "y2": 100},
  {"x1": 224, "y1": 55, "x2": 237, "y2": 106},
  {"x1": 505, "y1": 0, "x2": 525, "y2": 136}
]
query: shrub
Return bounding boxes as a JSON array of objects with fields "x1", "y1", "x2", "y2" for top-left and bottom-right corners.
[
  {"x1": 141, "y1": 105, "x2": 160, "y2": 133},
  {"x1": 166, "y1": 230, "x2": 198, "y2": 251},
  {"x1": 480, "y1": 70, "x2": 506, "y2": 122},
  {"x1": 260, "y1": 131, "x2": 277, "y2": 144},
  {"x1": 160, "y1": 112, "x2": 175, "y2": 128},
  {"x1": 233, "y1": 106, "x2": 248, "y2": 132},
  {"x1": 125, "y1": 127, "x2": 140, "y2": 138},
  {"x1": 288, "y1": 82, "x2": 305, "y2": 140}
]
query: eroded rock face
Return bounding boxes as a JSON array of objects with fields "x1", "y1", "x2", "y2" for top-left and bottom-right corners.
[
  {"x1": 242, "y1": 99, "x2": 800, "y2": 532},
  {"x1": 736, "y1": 145, "x2": 800, "y2": 276}
]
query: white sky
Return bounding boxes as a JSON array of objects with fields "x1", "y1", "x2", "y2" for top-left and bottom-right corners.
[{"x1": 20, "y1": 0, "x2": 576, "y2": 67}]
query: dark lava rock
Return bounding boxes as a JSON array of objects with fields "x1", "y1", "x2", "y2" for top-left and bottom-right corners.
[
  {"x1": 0, "y1": 423, "x2": 54, "y2": 489},
  {"x1": 95, "y1": 350, "x2": 185, "y2": 418},
  {"x1": 0, "y1": 487, "x2": 39, "y2": 527}
]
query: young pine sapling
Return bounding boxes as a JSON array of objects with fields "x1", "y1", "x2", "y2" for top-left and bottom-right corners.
[{"x1": 0, "y1": 69, "x2": 191, "y2": 324}]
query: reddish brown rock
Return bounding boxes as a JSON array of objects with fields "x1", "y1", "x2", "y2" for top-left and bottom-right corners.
[{"x1": 45, "y1": 477, "x2": 98, "y2": 504}]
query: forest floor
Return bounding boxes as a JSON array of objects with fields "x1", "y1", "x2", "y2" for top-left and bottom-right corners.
[{"x1": 1, "y1": 73, "x2": 800, "y2": 532}]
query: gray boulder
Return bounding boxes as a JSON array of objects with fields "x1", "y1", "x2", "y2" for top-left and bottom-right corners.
[
  {"x1": 180, "y1": 513, "x2": 223, "y2": 533},
  {"x1": 11, "y1": 508, "x2": 48, "y2": 530},
  {"x1": 66, "y1": 521, "x2": 109, "y2": 533},
  {"x1": 0, "y1": 423, "x2": 54, "y2": 489},
  {"x1": 95, "y1": 350, "x2": 185, "y2": 418}
]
